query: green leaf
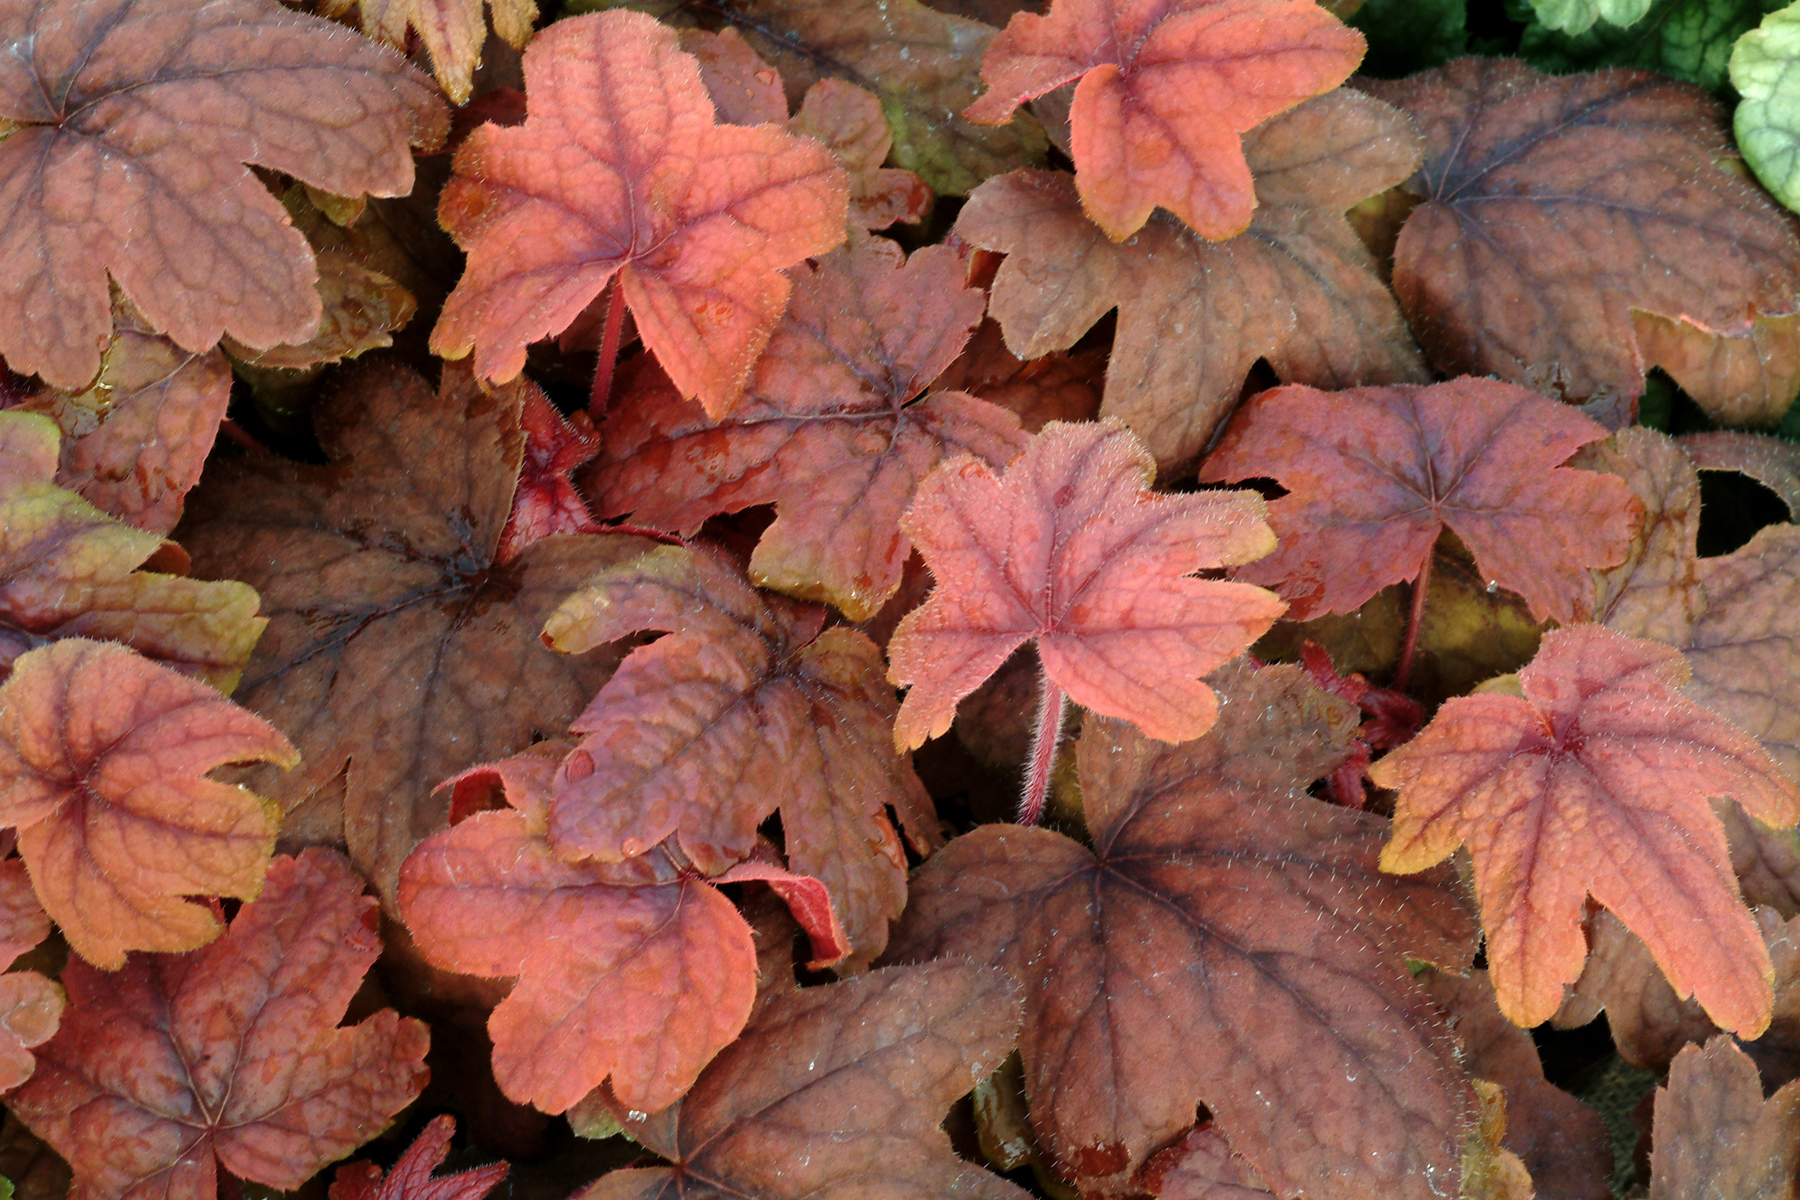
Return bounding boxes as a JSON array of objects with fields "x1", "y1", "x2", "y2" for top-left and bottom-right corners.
[
  {"x1": 1349, "y1": 0, "x2": 1468, "y2": 77},
  {"x1": 1530, "y1": 0, "x2": 1653, "y2": 35},
  {"x1": 1734, "y1": 2, "x2": 1800, "y2": 211},
  {"x1": 1519, "y1": 0, "x2": 1784, "y2": 91}
]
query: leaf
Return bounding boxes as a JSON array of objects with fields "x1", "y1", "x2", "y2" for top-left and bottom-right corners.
[
  {"x1": 588, "y1": 235, "x2": 1027, "y2": 620},
  {"x1": 496, "y1": 382, "x2": 602, "y2": 565},
  {"x1": 1631, "y1": 309, "x2": 1800, "y2": 427},
  {"x1": 1685, "y1": 524, "x2": 1800, "y2": 778},
  {"x1": 430, "y1": 9, "x2": 849, "y2": 416},
  {"x1": 1372, "y1": 624, "x2": 1800, "y2": 1033},
  {"x1": 10, "y1": 300, "x2": 230, "y2": 534},
  {"x1": 683, "y1": 28, "x2": 789, "y2": 125},
  {"x1": 887, "y1": 419, "x2": 1284, "y2": 750},
  {"x1": 330, "y1": 1116, "x2": 508, "y2": 1200},
  {"x1": 0, "y1": 410, "x2": 265, "y2": 689},
  {"x1": 1200, "y1": 377, "x2": 1639, "y2": 624},
  {"x1": 1577, "y1": 427, "x2": 1706, "y2": 647},
  {"x1": 0, "y1": 0, "x2": 448, "y2": 390},
  {"x1": 322, "y1": 0, "x2": 537, "y2": 104},
  {"x1": 1737, "y1": 3, "x2": 1800, "y2": 217},
  {"x1": 963, "y1": 0, "x2": 1364, "y2": 239},
  {"x1": 958, "y1": 89, "x2": 1427, "y2": 472},
  {"x1": 1141, "y1": 1124, "x2": 1275, "y2": 1200},
  {"x1": 0, "y1": 639, "x2": 296, "y2": 968},
  {"x1": 0, "y1": 861, "x2": 61, "y2": 1094},
  {"x1": 1646, "y1": 1038, "x2": 1800, "y2": 1200},
  {"x1": 887, "y1": 662, "x2": 1478, "y2": 1198},
  {"x1": 1518, "y1": 0, "x2": 1782, "y2": 92},
  {"x1": 573, "y1": 959, "x2": 1028, "y2": 1200},
  {"x1": 1364, "y1": 57, "x2": 1800, "y2": 410},
  {"x1": 397, "y1": 776, "x2": 759, "y2": 1114},
  {"x1": 177, "y1": 361, "x2": 654, "y2": 906},
  {"x1": 8, "y1": 849, "x2": 430, "y2": 1200},
  {"x1": 1681, "y1": 430, "x2": 1800, "y2": 515},
  {"x1": 540, "y1": 543, "x2": 934, "y2": 965},
  {"x1": 222, "y1": 250, "x2": 418, "y2": 372},
  {"x1": 1531, "y1": 0, "x2": 1653, "y2": 35},
  {"x1": 792, "y1": 79, "x2": 934, "y2": 229}
]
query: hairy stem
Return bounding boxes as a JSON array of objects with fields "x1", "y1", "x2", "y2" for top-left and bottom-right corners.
[
  {"x1": 589, "y1": 275, "x2": 625, "y2": 419},
  {"x1": 1393, "y1": 545, "x2": 1434, "y2": 693},
  {"x1": 1021, "y1": 668, "x2": 1068, "y2": 827}
]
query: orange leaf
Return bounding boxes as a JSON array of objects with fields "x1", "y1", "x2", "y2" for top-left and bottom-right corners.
[
  {"x1": 430, "y1": 10, "x2": 849, "y2": 416},
  {"x1": 888, "y1": 420, "x2": 1284, "y2": 750},
  {"x1": 965, "y1": 0, "x2": 1364, "y2": 239},
  {"x1": 589, "y1": 235, "x2": 1027, "y2": 620},
  {"x1": 1201, "y1": 377, "x2": 1640, "y2": 623},
  {"x1": 0, "y1": 0, "x2": 447, "y2": 389},
  {"x1": 1372, "y1": 624, "x2": 1800, "y2": 1034},
  {"x1": 8, "y1": 849, "x2": 430, "y2": 1200},
  {"x1": 323, "y1": 0, "x2": 537, "y2": 105},
  {"x1": 330, "y1": 1116, "x2": 508, "y2": 1200},
  {"x1": 0, "y1": 638, "x2": 297, "y2": 968}
]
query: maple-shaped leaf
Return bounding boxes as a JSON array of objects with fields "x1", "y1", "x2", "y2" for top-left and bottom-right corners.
[
  {"x1": 540, "y1": 543, "x2": 935, "y2": 964},
  {"x1": 574, "y1": 959, "x2": 1028, "y2": 1200},
  {"x1": 9, "y1": 849, "x2": 430, "y2": 1200},
  {"x1": 888, "y1": 420, "x2": 1284, "y2": 750},
  {"x1": 964, "y1": 0, "x2": 1364, "y2": 239},
  {"x1": 1645, "y1": 1037, "x2": 1800, "y2": 1200},
  {"x1": 0, "y1": 410, "x2": 264, "y2": 689},
  {"x1": 958, "y1": 88, "x2": 1427, "y2": 472},
  {"x1": 792, "y1": 80, "x2": 934, "y2": 229},
  {"x1": 0, "y1": 0, "x2": 448, "y2": 390},
  {"x1": 496, "y1": 382, "x2": 602, "y2": 564},
  {"x1": 7, "y1": 300, "x2": 230, "y2": 535},
  {"x1": 0, "y1": 638, "x2": 297, "y2": 968},
  {"x1": 1201, "y1": 377, "x2": 1639, "y2": 624},
  {"x1": 588, "y1": 236, "x2": 1028, "y2": 621},
  {"x1": 330, "y1": 1116, "x2": 508, "y2": 1200},
  {"x1": 888, "y1": 662, "x2": 1478, "y2": 1197},
  {"x1": 0, "y1": 860, "x2": 62, "y2": 1093},
  {"x1": 1364, "y1": 57, "x2": 1800, "y2": 410},
  {"x1": 430, "y1": 9, "x2": 849, "y2": 416},
  {"x1": 178, "y1": 362, "x2": 653, "y2": 905},
  {"x1": 322, "y1": 0, "x2": 535, "y2": 105},
  {"x1": 1372, "y1": 624, "x2": 1800, "y2": 1033}
]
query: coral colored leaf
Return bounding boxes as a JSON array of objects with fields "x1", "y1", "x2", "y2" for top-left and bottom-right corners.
[
  {"x1": 330, "y1": 1116, "x2": 509, "y2": 1200},
  {"x1": 1372, "y1": 624, "x2": 1800, "y2": 1034},
  {"x1": 496, "y1": 383, "x2": 602, "y2": 565},
  {"x1": 397, "y1": 803, "x2": 757, "y2": 1114},
  {"x1": 0, "y1": 0, "x2": 448, "y2": 390},
  {"x1": 0, "y1": 860, "x2": 61, "y2": 1093},
  {"x1": 574, "y1": 960, "x2": 1028, "y2": 1200},
  {"x1": 1200, "y1": 378, "x2": 1639, "y2": 623},
  {"x1": 0, "y1": 411, "x2": 265, "y2": 690},
  {"x1": 0, "y1": 639, "x2": 297, "y2": 968},
  {"x1": 792, "y1": 80, "x2": 934, "y2": 229},
  {"x1": 541, "y1": 544, "x2": 934, "y2": 965},
  {"x1": 8, "y1": 849, "x2": 430, "y2": 1200},
  {"x1": 9, "y1": 302, "x2": 230, "y2": 535},
  {"x1": 323, "y1": 0, "x2": 537, "y2": 105},
  {"x1": 588, "y1": 236, "x2": 1027, "y2": 621},
  {"x1": 887, "y1": 663, "x2": 1478, "y2": 1198},
  {"x1": 959, "y1": 89, "x2": 1427, "y2": 471},
  {"x1": 1646, "y1": 1038, "x2": 1800, "y2": 1200},
  {"x1": 178, "y1": 362, "x2": 653, "y2": 905},
  {"x1": 430, "y1": 10, "x2": 848, "y2": 416},
  {"x1": 684, "y1": 28, "x2": 789, "y2": 125},
  {"x1": 888, "y1": 420, "x2": 1284, "y2": 750},
  {"x1": 964, "y1": 0, "x2": 1365, "y2": 239},
  {"x1": 1365, "y1": 57, "x2": 1800, "y2": 410}
]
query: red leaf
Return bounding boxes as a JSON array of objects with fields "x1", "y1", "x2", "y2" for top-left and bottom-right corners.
[
  {"x1": 330, "y1": 1116, "x2": 509, "y2": 1200},
  {"x1": 495, "y1": 383, "x2": 603, "y2": 565},
  {"x1": 888, "y1": 662, "x2": 1478, "y2": 1197},
  {"x1": 888, "y1": 419, "x2": 1284, "y2": 750},
  {"x1": 8, "y1": 849, "x2": 430, "y2": 1200},
  {"x1": 430, "y1": 10, "x2": 849, "y2": 416},
  {"x1": 0, "y1": 0, "x2": 447, "y2": 389},
  {"x1": 0, "y1": 860, "x2": 61, "y2": 1093},
  {"x1": 1373, "y1": 625, "x2": 1800, "y2": 1033},
  {"x1": 1201, "y1": 378, "x2": 1640, "y2": 623},
  {"x1": 588, "y1": 235, "x2": 1027, "y2": 620},
  {"x1": 574, "y1": 960, "x2": 1028, "y2": 1200},
  {"x1": 0, "y1": 638, "x2": 297, "y2": 968},
  {"x1": 964, "y1": 0, "x2": 1365, "y2": 239}
]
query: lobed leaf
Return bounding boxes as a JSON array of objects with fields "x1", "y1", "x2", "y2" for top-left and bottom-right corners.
[
  {"x1": 321, "y1": 0, "x2": 537, "y2": 105},
  {"x1": 1735, "y1": 2, "x2": 1800, "y2": 213},
  {"x1": 1646, "y1": 1037, "x2": 1800, "y2": 1200},
  {"x1": 329, "y1": 1115, "x2": 509, "y2": 1200}
]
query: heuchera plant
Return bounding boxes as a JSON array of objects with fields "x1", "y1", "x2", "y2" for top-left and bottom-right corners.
[{"x1": 11, "y1": 0, "x2": 1800, "y2": 1195}]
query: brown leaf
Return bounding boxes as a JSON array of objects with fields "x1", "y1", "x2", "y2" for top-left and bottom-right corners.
[
  {"x1": 178, "y1": 361, "x2": 654, "y2": 905},
  {"x1": 1680, "y1": 430, "x2": 1800, "y2": 518},
  {"x1": 0, "y1": 860, "x2": 61, "y2": 1093},
  {"x1": 1141, "y1": 1124, "x2": 1275, "y2": 1200},
  {"x1": 1646, "y1": 1038, "x2": 1800, "y2": 1200},
  {"x1": 959, "y1": 89, "x2": 1427, "y2": 472},
  {"x1": 1577, "y1": 427, "x2": 1706, "y2": 647},
  {"x1": 1686, "y1": 523, "x2": 1800, "y2": 779},
  {"x1": 1365, "y1": 57, "x2": 1800, "y2": 410},
  {"x1": 222, "y1": 251, "x2": 416, "y2": 371},
  {"x1": 792, "y1": 79, "x2": 934, "y2": 229},
  {"x1": 574, "y1": 960, "x2": 1029, "y2": 1200},
  {"x1": 888, "y1": 663, "x2": 1479, "y2": 1198},
  {"x1": 1634, "y1": 310, "x2": 1800, "y2": 428},
  {"x1": 323, "y1": 0, "x2": 537, "y2": 104},
  {"x1": 0, "y1": 0, "x2": 448, "y2": 389},
  {"x1": 935, "y1": 321, "x2": 1106, "y2": 433}
]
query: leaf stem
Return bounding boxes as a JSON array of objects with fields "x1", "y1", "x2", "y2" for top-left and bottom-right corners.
[
  {"x1": 589, "y1": 275, "x2": 625, "y2": 419},
  {"x1": 1021, "y1": 667, "x2": 1068, "y2": 827},
  {"x1": 1394, "y1": 545, "x2": 1434, "y2": 693}
]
